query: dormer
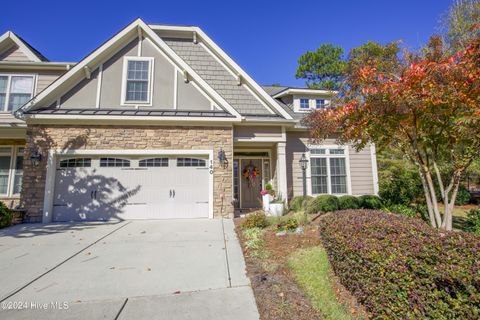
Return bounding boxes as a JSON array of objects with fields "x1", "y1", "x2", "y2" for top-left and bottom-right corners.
[{"x1": 272, "y1": 87, "x2": 336, "y2": 113}]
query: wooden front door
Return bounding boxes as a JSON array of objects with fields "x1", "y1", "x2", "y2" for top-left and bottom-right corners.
[{"x1": 240, "y1": 159, "x2": 263, "y2": 208}]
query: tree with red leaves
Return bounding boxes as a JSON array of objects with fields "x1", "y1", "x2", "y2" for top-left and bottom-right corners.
[{"x1": 304, "y1": 34, "x2": 480, "y2": 230}]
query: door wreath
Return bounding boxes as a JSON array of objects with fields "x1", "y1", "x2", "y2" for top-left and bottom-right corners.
[{"x1": 242, "y1": 161, "x2": 261, "y2": 188}]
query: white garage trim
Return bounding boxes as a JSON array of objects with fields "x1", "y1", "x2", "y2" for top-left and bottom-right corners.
[{"x1": 42, "y1": 149, "x2": 214, "y2": 223}]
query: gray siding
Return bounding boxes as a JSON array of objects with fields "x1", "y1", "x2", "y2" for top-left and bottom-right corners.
[
  {"x1": 0, "y1": 45, "x2": 30, "y2": 62},
  {"x1": 36, "y1": 71, "x2": 64, "y2": 94},
  {"x1": 61, "y1": 69, "x2": 99, "y2": 108},
  {"x1": 234, "y1": 126, "x2": 283, "y2": 139},
  {"x1": 286, "y1": 131, "x2": 375, "y2": 199},
  {"x1": 176, "y1": 71, "x2": 211, "y2": 110},
  {"x1": 56, "y1": 38, "x2": 212, "y2": 111}
]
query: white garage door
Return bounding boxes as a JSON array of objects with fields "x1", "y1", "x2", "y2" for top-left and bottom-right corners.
[{"x1": 52, "y1": 156, "x2": 210, "y2": 222}]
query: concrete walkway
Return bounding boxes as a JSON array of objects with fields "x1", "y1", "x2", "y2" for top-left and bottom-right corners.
[{"x1": 0, "y1": 219, "x2": 259, "y2": 319}]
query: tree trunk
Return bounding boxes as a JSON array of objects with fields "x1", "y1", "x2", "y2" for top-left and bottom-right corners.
[{"x1": 418, "y1": 170, "x2": 437, "y2": 228}]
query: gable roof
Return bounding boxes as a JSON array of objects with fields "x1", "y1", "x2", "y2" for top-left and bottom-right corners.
[
  {"x1": 17, "y1": 19, "x2": 242, "y2": 120},
  {"x1": 0, "y1": 31, "x2": 48, "y2": 62},
  {"x1": 151, "y1": 25, "x2": 293, "y2": 120}
]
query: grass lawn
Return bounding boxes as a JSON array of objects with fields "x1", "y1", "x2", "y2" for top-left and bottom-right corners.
[{"x1": 289, "y1": 247, "x2": 354, "y2": 320}]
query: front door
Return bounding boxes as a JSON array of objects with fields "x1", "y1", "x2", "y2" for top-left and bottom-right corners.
[{"x1": 240, "y1": 159, "x2": 263, "y2": 208}]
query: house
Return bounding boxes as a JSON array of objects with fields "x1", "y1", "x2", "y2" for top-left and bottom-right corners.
[{"x1": 0, "y1": 19, "x2": 378, "y2": 223}]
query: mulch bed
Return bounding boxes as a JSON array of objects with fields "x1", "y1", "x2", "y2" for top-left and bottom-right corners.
[
  {"x1": 235, "y1": 219, "x2": 322, "y2": 319},
  {"x1": 234, "y1": 217, "x2": 367, "y2": 320}
]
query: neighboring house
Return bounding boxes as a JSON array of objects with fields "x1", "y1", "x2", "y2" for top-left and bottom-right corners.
[{"x1": 0, "y1": 19, "x2": 378, "y2": 223}]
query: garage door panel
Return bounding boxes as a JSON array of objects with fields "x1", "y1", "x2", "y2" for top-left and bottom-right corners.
[{"x1": 52, "y1": 155, "x2": 210, "y2": 221}]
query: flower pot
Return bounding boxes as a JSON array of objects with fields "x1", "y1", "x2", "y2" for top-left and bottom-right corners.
[
  {"x1": 262, "y1": 194, "x2": 273, "y2": 212},
  {"x1": 269, "y1": 203, "x2": 284, "y2": 217}
]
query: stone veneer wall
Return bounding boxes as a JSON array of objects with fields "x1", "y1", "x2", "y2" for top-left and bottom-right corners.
[{"x1": 22, "y1": 125, "x2": 233, "y2": 222}]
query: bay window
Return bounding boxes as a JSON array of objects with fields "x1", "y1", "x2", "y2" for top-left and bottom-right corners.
[
  {"x1": 309, "y1": 147, "x2": 349, "y2": 195},
  {"x1": 0, "y1": 147, "x2": 24, "y2": 196},
  {"x1": 0, "y1": 75, "x2": 35, "y2": 112}
]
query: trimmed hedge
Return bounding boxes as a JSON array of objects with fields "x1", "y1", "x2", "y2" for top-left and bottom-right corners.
[
  {"x1": 338, "y1": 195, "x2": 360, "y2": 210},
  {"x1": 316, "y1": 195, "x2": 339, "y2": 212},
  {"x1": 319, "y1": 210, "x2": 480, "y2": 319},
  {"x1": 358, "y1": 195, "x2": 383, "y2": 209},
  {"x1": 290, "y1": 195, "x2": 313, "y2": 212},
  {"x1": 241, "y1": 212, "x2": 268, "y2": 229}
]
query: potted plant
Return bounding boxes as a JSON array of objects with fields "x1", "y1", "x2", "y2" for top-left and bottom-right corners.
[
  {"x1": 260, "y1": 183, "x2": 275, "y2": 212},
  {"x1": 268, "y1": 193, "x2": 285, "y2": 217}
]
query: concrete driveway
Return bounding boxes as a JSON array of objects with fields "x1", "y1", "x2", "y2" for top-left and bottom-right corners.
[{"x1": 0, "y1": 219, "x2": 259, "y2": 319}]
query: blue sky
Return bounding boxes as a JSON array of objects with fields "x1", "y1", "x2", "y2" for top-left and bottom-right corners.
[{"x1": 2, "y1": 0, "x2": 453, "y2": 87}]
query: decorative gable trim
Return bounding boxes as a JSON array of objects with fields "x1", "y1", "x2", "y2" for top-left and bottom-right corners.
[{"x1": 0, "y1": 31, "x2": 45, "y2": 62}]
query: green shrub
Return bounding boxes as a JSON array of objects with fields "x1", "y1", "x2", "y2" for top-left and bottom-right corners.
[
  {"x1": 306, "y1": 197, "x2": 320, "y2": 215},
  {"x1": 378, "y1": 157, "x2": 423, "y2": 205},
  {"x1": 465, "y1": 208, "x2": 480, "y2": 235},
  {"x1": 338, "y1": 195, "x2": 360, "y2": 210},
  {"x1": 241, "y1": 212, "x2": 268, "y2": 229},
  {"x1": 316, "y1": 195, "x2": 340, "y2": 213},
  {"x1": 358, "y1": 195, "x2": 383, "y2": 209},
  {"x1": 290, "y1": 195, "x2": 313, "y2": 212},
  {"x1": 319, "y1": 210, "x2": 480, "y2": 319},
  {"x1": 0, "y1": 202, "x2": 12, "y2": 229},
  {"x1": 455, "y1": 185, "x2": 471, "y2": 205},
  {"x1": 387, "y1": 204, "x2": 417, "y2": 218}
]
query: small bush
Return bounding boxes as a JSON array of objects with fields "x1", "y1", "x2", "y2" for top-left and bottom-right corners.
[
  {"x1": 465, "y1": 208, "x2": 480, "y2": 235},
  {"x1": 320, "y1": 210, "x2": 480, "y2": 319},
  {"x1": 290, "y1": 195, "x2": 313, "y2": 212},
  {"x1": 241, "y1": 212, "x2": 268, "y2": 229},
  {"x1": 387, "y1": 204, "x2": 417, "y2": 218},
  {"x1": 306, "y1": 197, "x2": 320, "y2": 215},
  {"x1": 358, "y1": 195, "x2": 383, "y2": 209},
  {"x1": 0, "y1": 202, "x2": 12, "y2": 229},
  {"x1": 317, "y1": 195, "x2": 340, "y2": 213},
  {"x1": 455, "y1": 185, "x2": 471, "y2": 205},
  {"x1": 338, "y1": 195, "x2": 360, "y2": 210}
]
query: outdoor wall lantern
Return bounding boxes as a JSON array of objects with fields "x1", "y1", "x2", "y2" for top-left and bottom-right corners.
[
  {"x1": 299, "y1": 153, "x2": 309, "y2": 214},
  {"x1": 218, "y1": 148, "x2": 229, "y2": 169},
  {"x1": 30, "y1": 150, "x2": 43, "y2": 167}
]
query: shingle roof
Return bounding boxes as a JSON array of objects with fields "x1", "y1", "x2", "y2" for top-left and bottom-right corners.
[{"x1": 163, "y1": 38, "x2": 276, "y2": 116}]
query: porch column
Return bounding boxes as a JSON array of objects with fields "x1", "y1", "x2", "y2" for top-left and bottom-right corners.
[{"x1": 276, "y1": 142, "x2": 288, "y2": 205}]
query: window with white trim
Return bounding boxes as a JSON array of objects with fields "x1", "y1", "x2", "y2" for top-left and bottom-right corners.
[
  {"x1": 300, "y1": 98, "x2": 309, "y2": 109},
  {"x1": 0, "y1": 75, "x2": 35, "y2": 112},
  {"x1": 122, "y1": 57, "x2": 153, "y2": 104},
  {"x1": 310, "y1": 147, "x2": 348, "y2": 195},
  {"x1": 315, "y1": 99, "x2": 326, "y2": 109},
  {"x1": 0, "y1": 146, "x2": 24, "y2": 196}
]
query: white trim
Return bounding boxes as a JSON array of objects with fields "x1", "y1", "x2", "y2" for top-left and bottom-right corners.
[
  {"x1": 273, "y1": 88, "x2": 338, "y2": 99},
  {"x1": 234, "y1": 136, "x2": 286, "y2": 143},
  {"x1": 95, "y1": 64, "x2": 103, "y2": 108},
  {"x1": 120, "y1": 56, "x2": 154, "y2": 106},
  {"x1": 0, "y1": 145, "x2": 23, "y2": 197},
  {"x1": 306, "y1": 144, "x2": 352, "y2": 196},
  {"x1": 370, "y1": 143, "x2": 379, "y2": 195},
  {"x1": 0, "y1": 31, "x2": 43, "y2": 62},
  {"x1": 173, "y1": 69, "x2": 178, "y2": 109},
  {"x1": 42, "y1": 149, "x2": 214, "y2": 223},
  {"x1": 276, "y1": 142, "x2": 288, "y2": 205}
]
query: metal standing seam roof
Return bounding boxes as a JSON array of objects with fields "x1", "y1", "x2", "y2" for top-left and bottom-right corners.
[
  {"x1": 25, "y1": 108, "x2": 236, "y2": 118},
  {"x1": 163, "y1": 38, "x2": 278, "y2": 117}
]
